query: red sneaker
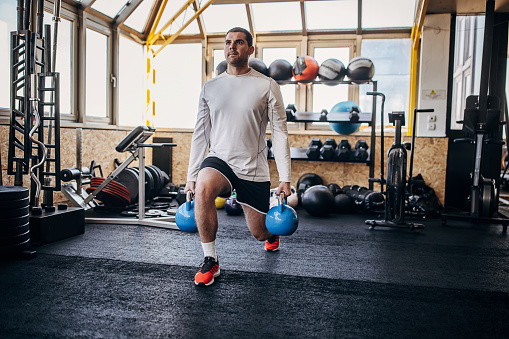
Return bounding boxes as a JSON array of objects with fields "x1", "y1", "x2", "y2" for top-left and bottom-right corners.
[
  {"x1": 265, "y1": 235, "x2": 280, "y2": 252},
  {"x1": 195, "y1": 256, "x2": 220, "y2": 286}
]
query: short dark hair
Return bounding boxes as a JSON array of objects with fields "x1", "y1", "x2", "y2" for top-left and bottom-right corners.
[{"x1": 226, "y1": 27, "x2": 253, "y2": 47}]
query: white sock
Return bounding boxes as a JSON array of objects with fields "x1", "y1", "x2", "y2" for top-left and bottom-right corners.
[{"x1": 201, "y1": 241, "x2": 217, "y2": 260}]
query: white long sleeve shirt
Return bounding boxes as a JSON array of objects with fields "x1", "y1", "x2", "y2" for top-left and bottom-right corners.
[{"x1": 187, "y1": 68, "x2": 291, "y2": 183}]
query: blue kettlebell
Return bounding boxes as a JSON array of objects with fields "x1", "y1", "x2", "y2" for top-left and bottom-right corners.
[
  {"x1": 266, "y1": 193, "x2": 299, "y2": 236},
  {"x1": 175, "y1": 191, "x2": 198, "y2": 232}
]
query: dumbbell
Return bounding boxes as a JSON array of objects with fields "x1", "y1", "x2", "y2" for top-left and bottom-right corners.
[
  {"x1": 334, "y1": 140, "x2": 351, "y2": 161},
  {"x1": 349, "y1": 106, "x2": 360, "y2": 122},
  {"x1": 320, "y1": 138, "x2": 337, "y2": 160},
  {"x1": 60, "y1": 167, "x2": 91, "y2": 182},
  {"x1": 285, "y1": 104, "x2": 297, "y2": 121},
  {"x1": 354, "y1": 140, "x2": 369, "y2": 161},
  {"x1": 306, "y1": 138, "x2": 323, "y2": 159}
]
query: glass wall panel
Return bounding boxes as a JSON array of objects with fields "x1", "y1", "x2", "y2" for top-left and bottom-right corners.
[{"x1": 86, "y1": 28, "x2": 108, "y2": 118}]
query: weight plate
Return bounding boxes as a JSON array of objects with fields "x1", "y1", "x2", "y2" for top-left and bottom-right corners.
[
  {"x1": 0, "y1": 186, "x2": 29, "y2": 201},
  {"x1": 0, "y1": 222, "x2": 29, "y2": 237},
  {"x1": 0, "y1": 197, "x2": 30, "y2": 210},
  {"x1": 131, "y1": 167, "x2": 155, "y2": 201},
  {"x1": 0, "y1": 238, "x2": 30, "y2": 255},
  {"x1": 0, "y1": 206, "x2": 30, "y2": 219},
  {"x1": 88, "y1": 179, "x2": 132, "y2": 203},
  {"x1": 0, "y1": 229, "x2": 30, "y2": 246},
  {"x1": 146, "y1": 165, "x2": 162, "y2": 197},
  {"x1": 0, "y1": 214, "x2": 29, "y2": 227},
  {"x1": 114, "y1": 168, "x2": 139, "y2": 203}
]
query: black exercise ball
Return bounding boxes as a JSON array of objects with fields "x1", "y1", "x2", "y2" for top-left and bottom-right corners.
[
  {"x1": 297, "y1": 173, "x2": 323, "y2": 192},
  {"x1": 327, "y1": 183, "x2": 342, "y2": 196},
  {"x1": 249, "y1": 58, "x2": 269, "y2": 76},
  {"x1": 347, "y1": 56, "x2": 375, "y2": 82},
  {"x1": 268, "y1": 59, "x2": 293, "y2": 81},
  {"x1": 225, "y1": 197, "x2": 243, "y2": 215},
  {"x1": 334, "y1": 193, "x2": 353, "y2": 214},
  {"x1": 318, "y1": 58, "x2": 346, "y2": 84},
  {"x1": 216, "y1": 60, "x2": 227, "y2": 76},
  {"x1": 302, "y1": 185, "x2": 335, "y2": 217}
]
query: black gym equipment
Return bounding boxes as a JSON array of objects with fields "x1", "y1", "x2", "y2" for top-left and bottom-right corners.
[
  {"x1": 441, "y1": 0, "x2": 509, "y2": 231},
  {"x1": 249, "y1": 58, "x2": 269, "y2": 76},
  {"x1": 344, "y1": 185, "x2": 384, "y2": 213},
  {"x1": 334, "y1": 140, "x2": 351, "y2": 161},
  {"x1": 216, "y1": 60, "x2": 227, "y2": 76},
  {"x1": 318, "y1": 58, "x2": 346, "y2": 84},
  {"x1": 321, "y1": 139, "x2": 337, "y2": 160},
  {"x1": 365, "y1": 90, "x2": 434, "y2": 230},
  {"x1": 268, "y1": 59, "x2": 293, "y2": 81},
  {"x1": 61, "y1": 126, "x2": 179, "y2": 229},
  {"x1": 285, "y1": 104, "x2": 297, "y2": 121},
  {"x1": 301, "y1": 185, "x2": 335, "y2": 217},
  {"x1": 347, "y1": 56, "x2": 375, "y2": 83},
  {"x1": 354, "y1": 140, "x2": 369, "y2": 161},
  {"x1": 306, "y1": 138, "x2": 323, "y2": 160},
  {"x1": 334, "y1": 193, "x2": 354, "y2": 214}
]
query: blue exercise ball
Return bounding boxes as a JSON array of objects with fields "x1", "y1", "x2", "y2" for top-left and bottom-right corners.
[{"x1": 329, "y1": 100, "x2": 361, "y2": 135}]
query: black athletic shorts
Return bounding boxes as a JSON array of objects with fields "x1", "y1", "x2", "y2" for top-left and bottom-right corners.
[{"x1": 199, "y1": 156, "x2": 271, "y2": 213}]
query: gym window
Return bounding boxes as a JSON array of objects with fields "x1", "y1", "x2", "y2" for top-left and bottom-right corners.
[
  {"x1": 85, "y1": 27, "x2": 110, "y2": 121},
  {"x1": 152, "y1": 43, "x2": 202, "y2": 129},
  {"x1": 359, "y1": 38, "x2": 412, "y2": 128},
  {"x1": 0, "y1": 0, "x2": 18, "y2": 114},
  {"x1": 450, "y1": 15, "x2": 485, "y2": 131},
  {"x1": 118, "y1": 35, "x2": 145, "y2": 127}
]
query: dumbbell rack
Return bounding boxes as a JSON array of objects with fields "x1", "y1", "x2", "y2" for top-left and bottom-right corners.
[{"x1": 273, "y1": 79, "x2": 378, "y2": 189}]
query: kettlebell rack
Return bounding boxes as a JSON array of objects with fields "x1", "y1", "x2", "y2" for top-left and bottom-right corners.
[
  {"x1": 62, "y1": 126, "x2": 180, "y2": 230},
  {"x1": 273, "y1": 79, "x2": 379, "y2": 190}
]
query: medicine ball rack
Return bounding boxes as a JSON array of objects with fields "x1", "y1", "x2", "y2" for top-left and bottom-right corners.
[
  {"x1": 273, "y1": 79, "x2": 379, "y2": 190},
  {"x1": 62, "y1": 126, "x2": 180, "y2": 230}
]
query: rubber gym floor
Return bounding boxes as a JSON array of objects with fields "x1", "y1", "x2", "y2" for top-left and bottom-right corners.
[{"x1": 1, "y1": 208, "x2": 509, "y2": 338}]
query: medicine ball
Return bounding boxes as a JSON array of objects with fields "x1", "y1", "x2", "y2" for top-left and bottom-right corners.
[
  {"x1": 225, "y1": 197, "x2": 243, "y2": 215},
  {"x1": 334, "y1": 193, "x2": 354, "y2": 214},
  {"x1": 216, "y1": 60, "x2": 227, "y2": 76},
  {"x1": 297, "y1": 173, "x2": 324, "y2": 192},
  {"x1": 327, "y1": 183, "x2": 342, "y2": 196},
  {"x1": 301, "y1": 185, "x2": 335, "y2": 217},
  {"x1": 249, "y1": 58, "x2": 269, "y2": 76},
  {"x1": 215, "y1": 197, "x2": 226, "y2": 209},
  {"x1": 329, "y1": 101, "x2": 362, "y2": 135},
  {"x1": 347, "y1": 56, "x2": 375, "y2": 82},
  {"x1": 292, "y1": 56, "x2": 319, "y2": 82},
  {"x1": 318, "y1": 58, "x2": 346, "y2": 85},
  {"x1": 268, "y1": 59, "x2": 293, "y2": 81}
]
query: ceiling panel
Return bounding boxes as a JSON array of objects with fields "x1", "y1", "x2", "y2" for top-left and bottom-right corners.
[{"x1": 427, "y1": 0, "x2": 509, "y2": 14}]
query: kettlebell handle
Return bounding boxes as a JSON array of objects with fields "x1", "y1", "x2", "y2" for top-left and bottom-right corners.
[
  {"x1": 278, "y1": 192, "x2": 286, "y2": 213},
  {"x1": 186, "y1": 190, "x2": 194, "y2": 202}
]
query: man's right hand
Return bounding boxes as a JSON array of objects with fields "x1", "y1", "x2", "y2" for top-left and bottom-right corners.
[{"x1": 184, "y1": 181, "x2": 196, "y2": 194}]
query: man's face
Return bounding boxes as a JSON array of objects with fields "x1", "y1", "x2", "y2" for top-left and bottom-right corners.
[{"x1": 224, "y1": 31, "x2": 254, "y2": 67}]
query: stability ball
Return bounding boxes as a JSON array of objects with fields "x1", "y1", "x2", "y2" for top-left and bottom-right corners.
[
  {"x1": 301, "y1": 185, "x2": 335, "y2": 217},
  {"x1": 329, "y1": 101, "x2": 362, "y2": 135},
  {"x1": 334, "y1": 193, "x2": 354, "y2": 214}
]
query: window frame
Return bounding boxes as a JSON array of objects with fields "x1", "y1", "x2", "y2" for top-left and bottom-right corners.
[{"x1": 83, "y1": 17, "x2": 113, "y2": 125}]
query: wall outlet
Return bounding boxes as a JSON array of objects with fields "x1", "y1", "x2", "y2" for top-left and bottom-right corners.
[
  {"x1": 427, "y1": 123, "x2": 436, "y2": 131},
  {"x1": 428, "y1": 115, "x2": 437, "y2": 122}
]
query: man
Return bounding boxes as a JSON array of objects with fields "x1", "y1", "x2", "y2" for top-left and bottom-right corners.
[{"x1": 185, "y1": 27, "x2": 292, "y2": 287}]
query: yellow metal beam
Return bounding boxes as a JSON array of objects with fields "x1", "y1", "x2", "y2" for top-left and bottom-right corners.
[
  {"x1": 148, "y1": 0, "x2": 197, "y2": 46},
  {"x1": 153, "y1": 0, "x2": 216, "y2": 58},
  {"x1": 148, "y1": 0, "x2": 169, "y2": 45},
  {"x1": 408, "y1": 0, "x2": 429, "y2": 136}
]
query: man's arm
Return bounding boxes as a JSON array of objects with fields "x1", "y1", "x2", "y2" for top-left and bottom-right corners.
[
  {"x1": 267, "y1": 79, "x2": 292, "y2": 197},
  {"x1": 186, "y1": 86, "x2": 211, "y2": 192}
]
